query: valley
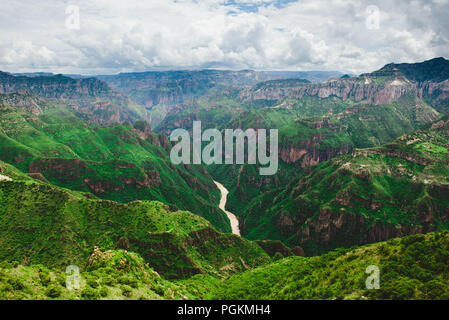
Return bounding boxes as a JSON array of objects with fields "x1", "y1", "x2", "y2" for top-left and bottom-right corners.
[
  {"x1": 214, "y1": 181, "x2": 240, "y2": 236},
  {"x1": 0, "y1": 57, "x2": 448, "y2": 300}
]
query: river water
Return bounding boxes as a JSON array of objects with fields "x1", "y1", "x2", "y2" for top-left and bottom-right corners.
[{"x1": 214, "y1": 181, "x2": 241, "y2": 236}]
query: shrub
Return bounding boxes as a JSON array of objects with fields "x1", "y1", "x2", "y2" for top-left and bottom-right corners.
[
  {"x1": 99, "y1": 286, "x2": 109, "y2": 297},
  {"x1": 401, "y1": 234, "x2": 425, "y2": 246},
  {"x1": 420, "y1": 280, "x2": 449, "y2": 299},
  {"x1": 56, "y1": 274, "x2": 66, "y2": 287},
  {"x1": 133, "y1": 120, "x2": 150, "y2": 132},
  {"x1": 377, "y1": 279, "x2": 417, "y2": 300},
  {"x1": 121, "y1": 285, "x2": 133, "y2": 298},
  {"x1": 39, "y1": 271, "x2": 51, "y2": 286},
  {"x1": 118, "y1": 275, "x2": 138, "y2": 288},
  {"x1": 273, "y1": 252, "x2": 284, "y2": 261},
  {"x1": 86, "y1": 277, "x2": 99, "y2": 288},
  {"x1": 80, "y1": 286, "x2": 100, "y2": 300},
  {"x1": 102, "y1": 275, "x2": 117, "y2": 286},
  {"x1": 8, "y1": 278, "x2": 25, "y2": 291},
  {"x1": 45, "y1": 285, "x2": 62, "y2": 298},
  {"x1": 153, "y1": 285, "x2": 165, "y2": 296}
]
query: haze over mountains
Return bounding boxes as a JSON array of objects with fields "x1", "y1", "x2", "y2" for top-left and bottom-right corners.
[{"x1": 0, "y1": 57, "x2": 449, "y2": 300}]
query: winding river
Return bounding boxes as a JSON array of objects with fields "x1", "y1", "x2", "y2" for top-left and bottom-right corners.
[{"x1": 214, "y1": 181, "x2": 241, "y2": 236}]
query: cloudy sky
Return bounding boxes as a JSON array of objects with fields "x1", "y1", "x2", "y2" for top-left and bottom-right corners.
[{"x1": 0, "y1": 0, "x2": 448, "y2": 75}]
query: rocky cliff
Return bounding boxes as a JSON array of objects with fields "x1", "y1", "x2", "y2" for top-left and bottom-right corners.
[
  {"x1": 239, "y1": 58, "x2": 449, "y2": 113},
  {"x1": 241, "y1": 118, "x2": 449, "y2": 254},
  {"x1": 0, "y1": 72, "x2": 146, "y2": 124}
]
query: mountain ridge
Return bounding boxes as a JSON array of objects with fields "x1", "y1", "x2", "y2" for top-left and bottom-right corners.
[
  {"x1": 0, "y1": 72, "x2": 147, "y2": 125},
  {"x1": 0, "y1": 91, "x2": 230, "y2": 232}
]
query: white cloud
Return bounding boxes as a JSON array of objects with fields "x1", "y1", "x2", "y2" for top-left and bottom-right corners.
[{"x1": 0, "y1": 0, "x2": 447, "y2": 74}]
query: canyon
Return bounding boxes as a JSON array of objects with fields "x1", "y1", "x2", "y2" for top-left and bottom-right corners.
[
  {"x1": 214, "y1": 181, "x2": 241, "y2": 236},
  {"x1": 0, "y1": 57, "x2": 449, "y2": 300}
]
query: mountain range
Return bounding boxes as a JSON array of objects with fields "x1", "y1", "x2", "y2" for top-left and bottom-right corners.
[{"x1": 0, "y1": 57, "x2": 448, "y2": 300}]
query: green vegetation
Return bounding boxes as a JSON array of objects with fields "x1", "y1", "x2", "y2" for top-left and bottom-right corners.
[
  {"x1": 1, "y1": 232, "x2": 448, "y2": 300},
  {"x1": 241, "y1": 119, "x2": 449, "y2": 254},
  {"x1": 0, "y1": 161, "x2": 271, "y2": 300},
  {"x1": 213, "y1": 232, "x2": 449, "y2": 300},
  {"x1": 368, "y1": 57, "x2": 449, "y2": 83},
  {"x1": 0, "y1": 169, "x2": 269, "y2": 279},
  {"x1": 1, "y1": 59, "x2": 449, "y2": 300},
  {"x1": 0, "y1": 72, "x2": 146, "y2": 124},
  {"x1": 0, "y1": 92, "x2": 229, "y2": 232},
  {"x1": 0, "y1": 248, "x2": 199, "y2": 300}
]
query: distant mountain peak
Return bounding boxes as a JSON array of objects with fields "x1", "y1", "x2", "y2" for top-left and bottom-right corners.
[
  {"x1": 368, "y1": 57, "x2": 449, "y2": 83},
  {"x1": 0, "y1": 71, "x2": 13, "y2": 78}
]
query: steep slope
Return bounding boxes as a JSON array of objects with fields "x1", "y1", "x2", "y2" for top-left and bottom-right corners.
[
  {"x1": 209, "y1": 93, "x2": 440, "y2": 218},
  {"x1": 0, "y1": 92, "x2": 230, "y2": 232},
  {"x1": 156, "y1": 59, "x2": 446, "y2": 221},
  {"x1": 239, "y1": 57, "x2": 449, "y2": 112},
  {"x1": 367, "y1": 57, "x2": 449, "y2": 83},
  {"x1": 0, "y1": 72, "x2": 146, "y2": 124},
  {"x1": 2, "y1": 231, "x2": 448, "y2": 300},
  {"x1": 98, "y1": 70, "x2": 343, "y2": 127},
  {"x1": 98, "y1": 70, "x2": 269, "y2": 127},
  {"x1": 242, "y1": 117, "x2": 449, "y2": 253},
  {"x1": 0, "y1": 249, "x2": 194, "y2": 300},
  {"x1": 213, "y1": 232, "x2": 449, "y2": 300},
  {"x1": 0, "y1": 164, "x2": 269, "y2": 280}
]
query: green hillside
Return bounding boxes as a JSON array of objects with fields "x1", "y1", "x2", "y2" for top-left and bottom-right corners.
[
  {"x1": 213, "y1": 231, "x2": 449, "y2": 300},
  {"x1": 0, "y1": 249, "x2": 193, "y2": 300},
  {"x1": 0, "y1": 164, "x2": 269, "y2": 279},
  {"x1": 0, "y1": 58, "x2": 448, "y2": 300},
  {"x1": 156, "y1": 61, "x2": 445, "y2": 220},
  {"x1": 1, "y1": 230, "x2": 448, "y2": 300},
  {"x1": 0, "y1": 72, "x2": 146, "y2": 124},
  {"x1": 0, "y1": 92, "x2": 230, "y2": 232},
  {"x1": 241, "y1": 117, "x2": 449, "y2": 254}
]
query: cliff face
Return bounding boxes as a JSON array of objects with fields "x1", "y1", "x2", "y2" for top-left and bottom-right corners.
[
  {"x1": 0, "y1": 91, "x2": 47, "y2": 115},
  {"x1": 288, "y1": 208, "x2": 427, "y2": 249},
  {"x1": 281, "y1": 170, "x2": 449, "y2": 242},
  {"x1": 279, "y1": 120, "x2": 353, "y2": 167},
  {"x1": 100, "y1": 70, "x2": 269, "y2": 106},
  {"x1": 239, "y1": 58, "x2": 449, "y2": 112},
  {"x1": 239, "y1": 77, "x2": 449, "y2": 108},
  {"x1": 28, "y1": 158, "x2": 160, "y2": 195},
  {"x1": 99, "y1": 70, "x2": 342, "y2": 127},
  {"x1": 235, "y1": 62, "x2": 447, "y2": 171},
  {"x1": 280, "y1": 143, "x2": 352, "y2": 167},
  {"x1": 0, "y1": 72, "x2": 146, "y2": 124},
  {"x1": 242, "y1": 118, "x2": 449, "y2": 254},
  {"x1": 0, "y1": 73, "x2": 109, "y2": 99},
  {"x1": 287, "y1": 179, "x2": 449, "y2": 253}
]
